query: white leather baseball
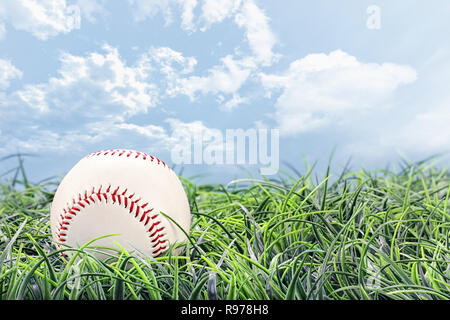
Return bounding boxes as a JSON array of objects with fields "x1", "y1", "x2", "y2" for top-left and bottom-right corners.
[{"x1": 50, "y1": 149, "x2": 191, "y2": 259}]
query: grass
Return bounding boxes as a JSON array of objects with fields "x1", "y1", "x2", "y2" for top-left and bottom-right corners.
[{"x1": 0, "y1": 154, "x2": 449, "y2": 300}]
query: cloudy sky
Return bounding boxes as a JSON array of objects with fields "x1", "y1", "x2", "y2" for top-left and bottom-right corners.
[{"x1": 0, "y1": 0, "x2": 449, "y2": 182}]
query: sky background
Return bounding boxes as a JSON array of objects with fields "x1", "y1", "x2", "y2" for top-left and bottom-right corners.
[{"x1": 1, "y1": 0, "x2": 450, "y2": 183}]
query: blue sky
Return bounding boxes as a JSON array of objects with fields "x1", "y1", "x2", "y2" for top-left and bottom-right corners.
[{"x1": 0, "y1": 0, "x2": 450, "y2": 183}]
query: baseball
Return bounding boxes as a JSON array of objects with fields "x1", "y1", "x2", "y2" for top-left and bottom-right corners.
[{"x1": 50, "y1": 149, "x2": 191, "y2": 259}]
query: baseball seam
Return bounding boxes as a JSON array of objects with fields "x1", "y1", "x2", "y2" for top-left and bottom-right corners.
[
  {"x1": 55, "y1": 185, "x2": 168, "y2": 257},
  {"x1": 87, "y1": 149, "x2": 171, "y2": 169}
]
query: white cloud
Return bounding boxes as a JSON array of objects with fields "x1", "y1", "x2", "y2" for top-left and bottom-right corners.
[
  {"x1": 218, "y1": 93, "x2": 249, "y2": 111},
  {"x1": 260, "y1": 50, "x2": 417, "y2": 135},
  {"x1": 199, "y1": 0, "x2": 241, "y2": 29},
  {"x1": 0, "y1": 0, "x2": 81, "y2": 40},
  {"x1": 234, "y1": 0, "x2": 278, "y2": 66},
  {"x1": 0, "y1": 45, "x2": 225, "y2": 155},
  {"x1": 0, "y1": 0, "x2": 282, "y2": 153},
  {"x1": 169, "y1": 54, "x2": 252, "y2": 99},
  {"x1": 128, "y1": 0, "x2": 175, "y2": 25},
  {"x1": 128, "y1": 0, "x2": 242, "y2": 32},
  {"x1": 14, "y1": 45, "x2": 159, "y2": 115},
  {"x1": 0, "y1": 58, "x2": 22, "y2": 90},
  {"x1": 114, "y1": 118, "x2": 223, "y2": 156},
  {"x1": 126, "y1": 0, "x2": 279, "y2": 109},
  {"x1": 5, "y1": 129, "x2": 96, "y2": 153},
  {"x1": 198, "y1": 0, "x2": 279, "y2": 67},
  {"x1": 75, "y1": 0, "x2": 107, "y2": 23},
  {"x1": 128, "y1": 0, "x2": 278, "y2": 66},
  {"x1": 140, "y1": 46, "x2": 199, "y2": 98},
  {"x1": 116, "y1": 122, "x2": 169, "y2": 140},
  {"x1": 0, "y1": 45, "x2": 165, "y2": 154},
  {"x1": 165, "y1": 118, "x2": 225, "y2": 155},
  {"x1": 15, "y1": 84, "x2": 48, "y2": 112},
  {"x1": 179, "y1": 0, "x2": 197, "y2": 32},
  {"x1": 378, "y1": 98, "x2": 450, "y2": 154},
  {"x1": 166, "y1": 117, "x2": 216, "y2": 137},
  {"x1": 147, "y1": 46, "x2": 197, "y2": 78}
]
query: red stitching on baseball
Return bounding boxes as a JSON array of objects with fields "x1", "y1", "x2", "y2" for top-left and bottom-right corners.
[
  {"x1": 153, "y1": 246, "x2": 166, "y2": 255},
  {"x1": 151, "y1": 233, "x2": 164, "y2": 242},
  {"x1": 152, "y1": 240, "x2": 166, "y2": 248},
  {"x1": 150, "y1": 227, "x2": 164, "y2": 238},
  {"x1": 148, "y1": 220, "x2": 161, "y2": 233},
  {"x1": 55, "y1": 186, "x2": 168, "y2": 257},
  {"x1": 86, "y1": 149, "x2": 171, "y2": 170},
  {"x1": 135, "y1": 205, "x2": 140, "y2": 217}
]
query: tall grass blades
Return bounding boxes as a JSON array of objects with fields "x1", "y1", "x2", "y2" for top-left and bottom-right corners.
[{"x1": 0, "y1": 155, "x2": 449, "y2": 300}]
